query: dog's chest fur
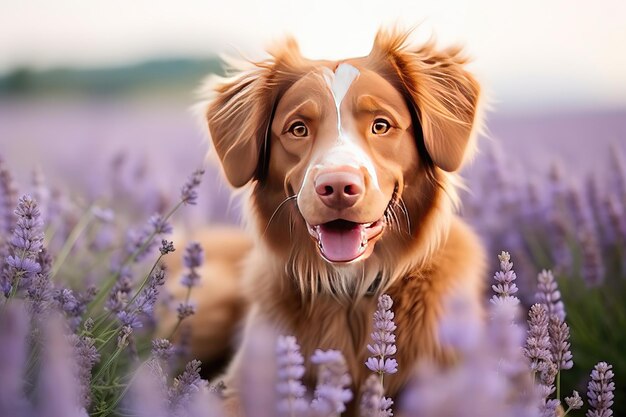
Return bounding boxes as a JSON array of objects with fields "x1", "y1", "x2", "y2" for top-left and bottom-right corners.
[{"x1": 242, "y1": 217, "x2": 485, "y2": 414}]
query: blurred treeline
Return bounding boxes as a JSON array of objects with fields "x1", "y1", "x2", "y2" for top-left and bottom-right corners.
[{"x1": 0, "y1": 57, "x2": 223, "y2": 98}]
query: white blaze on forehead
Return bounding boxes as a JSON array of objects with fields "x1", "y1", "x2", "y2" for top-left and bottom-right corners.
[
  {"x1": 323, "y1": 63, "x2": 360, "y2": 109},
  {"x1": 319, "y1": 63, "x2": 380, "y2": 189},
  {"x1": 322, "y1": 64, "x2": 359, "y2": 133}
]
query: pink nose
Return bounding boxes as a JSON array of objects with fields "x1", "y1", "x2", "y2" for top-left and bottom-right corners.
[{"x1": 314, "y1": 167, "x2": 364, "y2": 209}]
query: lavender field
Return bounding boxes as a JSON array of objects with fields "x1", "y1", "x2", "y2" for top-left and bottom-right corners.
[{"x1": 0, "y1": 96, "x2": 624, "y2": 417}]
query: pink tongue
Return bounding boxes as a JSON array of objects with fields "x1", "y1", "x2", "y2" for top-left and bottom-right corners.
[{"x1": 318, "y1": 224, "x2": 365, "y2": 262}]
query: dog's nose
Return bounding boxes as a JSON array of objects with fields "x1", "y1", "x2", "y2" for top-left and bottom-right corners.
[{"x1": 314, "y1": 167, "x2": 364, "y2": 209}]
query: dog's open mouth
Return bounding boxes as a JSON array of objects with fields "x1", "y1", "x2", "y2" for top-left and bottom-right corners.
[{"x1": 307, "y1": 218, "x2": 385, "y2": 263}]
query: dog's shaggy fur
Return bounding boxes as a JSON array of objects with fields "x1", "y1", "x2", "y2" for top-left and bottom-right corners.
[{"x1": 196, "y1": 28, "x2": 486, "y2": 415}]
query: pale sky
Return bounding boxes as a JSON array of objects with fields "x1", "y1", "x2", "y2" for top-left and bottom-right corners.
[{"x1": 1, "y1": 0, "x2": 625, "y2": 111}]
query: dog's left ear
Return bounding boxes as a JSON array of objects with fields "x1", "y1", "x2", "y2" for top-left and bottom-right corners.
[
  {"x1": 200, "y1": 38, "x2": 303, "y2": 187},
  {"x1": 371, "y1": 30, "x2": 481, "y2": 172},
  {"x1": 202, "y1": 64, "x2": 274, "y2": 188}
]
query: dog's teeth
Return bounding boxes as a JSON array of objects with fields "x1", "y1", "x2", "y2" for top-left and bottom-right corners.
[{"x1": 360, "y1": 230, "x2": 368, "y2": 248}]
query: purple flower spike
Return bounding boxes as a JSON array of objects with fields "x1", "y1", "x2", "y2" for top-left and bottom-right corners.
[
  {"x1": 524, "y1": 304, "x2": 552, "y2": 373},
  {"x1": 360, "y1": 374, "x2": 393, "y2": 417},
  {"x1": 276, "y1": 335, "x2": 308, "y2": 416},
  {"x1": 180, "y1": 169, "x2": 205, "y2": 205},
  {"x1": 159, "y1": 239, "x2": 175, "y2": 255},
  {"x1": 536, "y1": 269, "x2": 566, "y2": 321},
  {"x1": 310, "y1": 349, "x2": 353, "y2": 417},
  {"x1": 181, "y1": 242, "x2": 204, "y2": 288},
  {"x1": 586, "y1": 362, "x2": 615, "y2": 417},
  {"x1": 152, "y1": 338, "x2": 175, "y2": 362},
  {"x1": 169, "y1": 359, "x2": 207, "y2": 413},
  {"x1": 490, "y1": 251, "x2": 520, "y2": 305},
  {"x1": 565, "y1": 390, "x2": 584, "y2": 411},
  {"x1": 149, "y1": 214, "x2": 173, "y2": 235},
  {"x1": 3, "y1": 195, "x2": 44, "y2": 296},
  {"x1": 134, "y1": 264, "x2": 166, "y2": 315},
  {"x1": 70, "y1": 334, "x2": 100, "y2": 408},
  {"x1": 549, "y1": 316, "x2": 573, "y2": 371},
  {"x1": 117, "y1": 310, "x2": 143, "y2": 330},
  {"x1": 366, "y1": 294, "x2": 398, "y2": 377},
  {"x1": 177, "y1": 302, "x2": 196, "y2": 320}
]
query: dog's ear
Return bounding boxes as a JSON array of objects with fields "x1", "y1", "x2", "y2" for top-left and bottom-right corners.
[
  {"x1": 371, "y1": 29, "x2": 481, "y2": 172},
  {"x1": 203, "y1": 39, "x2": 305, "y2": 187},
  {"x1": 203, "y1": 64, "x2": 274, "y2": 187}
]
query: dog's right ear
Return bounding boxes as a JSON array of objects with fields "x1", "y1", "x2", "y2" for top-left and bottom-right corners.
[{"x1": 205, "y1": 64, "x2": 274, "y2": 188}]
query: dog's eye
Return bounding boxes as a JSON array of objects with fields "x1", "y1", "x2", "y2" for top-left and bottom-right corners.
[
  {"x1": 371, "y1": 119, "x2": 391, "y2": 135},
  {"x1": 289, "y1": 121, "x2": 309, "y2": 138}
]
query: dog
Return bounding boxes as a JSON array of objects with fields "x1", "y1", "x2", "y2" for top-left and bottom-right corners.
[{"x1": 199, "y1": 28, "x2": 486, "y2": 415}]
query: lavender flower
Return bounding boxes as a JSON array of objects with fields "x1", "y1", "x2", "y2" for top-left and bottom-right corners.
[
  {"x1": 548, "y1": 315, "x2": 573, "y2": 371},
  {"x1": 149, "y1": 214, "x2": 173, "y2": 235},
  {"x1": 360, "y1": 374, "x2": 393, "y2": 417},
  {"x1": 4, "y1": 195, "x2": 44, "y2": 296},
  {"x1": 181, "y1": 242, "x2": 204, "y2": 288},
  {"x1": 402, "y1": 282, "x2": 538, "y2": 417},
  {"x1": 180, "y1": 169, "x2": 205, "y2": 205},
  {"x1": 134, "y1": 264, "x2": 167, "y2": 315},
  {"x1": 275, "y1": 335, "x2": 308, "y2": 416},
  {"x1": 310, "y1": 349, "x2": 353, "y2": 416},
  {"x1": 538, "y1": 361, "x2": 558, "y2": 395},
  {"x1": 70, "y1": 335, "x2": 100, "y2": 393},
  {"x1": 117, "y1": 310, "x2": 143, "y2": 329},
  {"x1": 586, "y1": 362, "x2": 615, "y2": 417},
  {"x1": 55, "y1": 286, "x2": 96, "y2": 332},
  {"x1": 524, "y1": 303, "x2": 552, "y2": 373},
  {"x1": 160, "y1": 239, "x2": 175, "y2": 255},
  {"x1": 169, "y1": 359, "x2": 208, "y2": 413},
  {"x1": 540, "y1": 399, "x2": 560, "y2": 417},
  {"x1": 118, "y1": 324, "x2": 134, "y2": 348},
  {"x1": 177, "y1": 302, "x2": 196, "y2": 320},
  {"x1": 54, "y1": 288, "x2": 78, "y2": 312},
  {"x1": 536, "y1": 269, "x2": 566, "y2": 321},
  {"x1": 490, "y1": 251, "x2": 520, "y2": 305},
  {"x1": 27, "y1": 270, "x2": 52, "y2": 316},
  {"x1": 124, "y1": 227, "x2": 156, "y2": 264},
  {"x1": 123, "y1": 212, "x2": 174, "y2": 263},
  {"x1": 486, "y1": 291, "x2": 527, "y2": 376},
  {"x1": 152, "y1": 338, "x2": 175, "y2": 362},
  {"x1": 105, "y1": 268, "x2": 133, "y2": 313},
  {"x1": 366, "y1": 294, "x2": 398, "y2": 377},
  {"x1": 565, "y1": 390, "x2": 584, "y2": 411}
]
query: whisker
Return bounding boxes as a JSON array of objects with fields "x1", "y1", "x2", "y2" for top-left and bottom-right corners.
[
  {"x1": 392, "y1": 207, "x2": 402, "y2": 232},
  {"x1": 262, "y1": 195, "x2": 298, "y2": 236},
  {"x1": 397, "y1": 197, "x2": 412, "y2": 234}
]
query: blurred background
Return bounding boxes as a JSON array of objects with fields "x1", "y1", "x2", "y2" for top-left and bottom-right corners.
[
  {"x1": 1, "y1": 0, "x2": 625, "y2": 195},
  {"x1": 1, "y1": 1, "x2": 625, "y2": 413}
]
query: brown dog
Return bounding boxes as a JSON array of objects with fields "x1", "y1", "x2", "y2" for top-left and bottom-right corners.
[{"x1": 200, "y1": 28, "x2": 486, "y2": 415}]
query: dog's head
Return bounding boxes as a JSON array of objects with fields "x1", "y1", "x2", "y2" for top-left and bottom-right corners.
[{"x1": 202, "y1": 29, "x2": 480, "y2": 292}]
